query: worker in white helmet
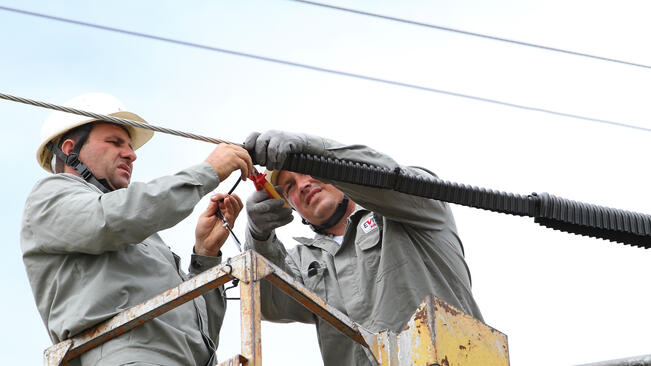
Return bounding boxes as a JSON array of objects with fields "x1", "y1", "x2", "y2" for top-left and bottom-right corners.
[
  {"x1": 244, "y1": 130, "x2": 482, "y2": 366},
  {"x1": 21, "y1": 93, "x2": 253, "y2": 366}
]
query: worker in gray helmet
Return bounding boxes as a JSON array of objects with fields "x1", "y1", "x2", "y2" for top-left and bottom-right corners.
[
  {"x1": 244, "y1": 130, "x2": 482, "y2": 366},
  {"x1": 21, "y1": 93, "x2": 254, "y2": 365}
]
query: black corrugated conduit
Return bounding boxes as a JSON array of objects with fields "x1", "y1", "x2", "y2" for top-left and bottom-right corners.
[
  {"x1": 282, "y1": 153, "x2": 651, "y2": 249},
  {"x1": 2, "y1": 92, "x2": 648, "y2": 249}
]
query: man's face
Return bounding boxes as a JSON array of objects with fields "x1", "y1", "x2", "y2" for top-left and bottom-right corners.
[
  {"x1": 78, "y1": 123, "x2": 137, "y2": 189},
  {"x1": 277, "y1": 171, "x2": 344, "y2": 226}
]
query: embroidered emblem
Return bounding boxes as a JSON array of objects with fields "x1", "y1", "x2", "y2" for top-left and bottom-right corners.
[{"x1": 360, "y1": 217, "x2": 377, "y2": 233}]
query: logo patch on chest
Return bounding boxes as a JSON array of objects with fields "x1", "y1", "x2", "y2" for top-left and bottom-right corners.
[{"x1": 360, "y1": 217, "x2": 378, "y2": 233}]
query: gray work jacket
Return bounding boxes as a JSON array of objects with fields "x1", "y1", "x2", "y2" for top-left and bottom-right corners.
[
  {"x1": 244, "y1": 137, "x2": 483, "y2": 366},
  {"x1": 21, "y1": 163, "x2": 226, "y2": 366}
]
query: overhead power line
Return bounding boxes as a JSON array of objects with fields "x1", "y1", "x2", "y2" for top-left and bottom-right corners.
[
  {"x1": 289, "y1": 0, "x2": 651, "y2": 70},
  {"x1": 1, "y1": 5, "x2": 650, "y2": 134},
  {"x1": 0, "y1": 92, "x2": 240, "y2": 146}
]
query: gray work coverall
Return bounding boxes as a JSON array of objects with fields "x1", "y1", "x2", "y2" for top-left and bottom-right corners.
[
  {"x1": 21, "y1": 163, "x2": 226, "y2": 366},
  {"x1": 245, "y1": 137, "x2": 483, "y2": 365}
]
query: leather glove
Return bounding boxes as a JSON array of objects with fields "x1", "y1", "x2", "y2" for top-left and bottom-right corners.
[
  {"x1": 244, "y1": 130, "x2": 307, "y2": 170},
  {"x1": 246, "y1": 186, "x2": 294, "y2": 241}
]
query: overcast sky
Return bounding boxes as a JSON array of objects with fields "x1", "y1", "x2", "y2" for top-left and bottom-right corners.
[{"x1": 1, "y1": 1, "x2": 650, "y2": 365}]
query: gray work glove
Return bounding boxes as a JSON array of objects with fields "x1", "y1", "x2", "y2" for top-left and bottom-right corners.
[
  {"x1": 246, "y1": 187, "x2": 294, "y2": 241},
  {"x1": 245, "y1": 130, "x2": 308, "y2": 170}
]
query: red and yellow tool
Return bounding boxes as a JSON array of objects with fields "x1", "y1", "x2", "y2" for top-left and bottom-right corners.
[
  {"x1": 249, "y1": 170, "x2": 288, "y2": 207},
  {"x1": 250, "y1": 170, "x2": 282, "y2": 199}
]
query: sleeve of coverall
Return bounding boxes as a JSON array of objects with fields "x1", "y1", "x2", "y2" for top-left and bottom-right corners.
[
  {"x1": 302, "y1": 135, "x2": 456, "y2": 232},
  {"x1": 23, "y1": 162, "x2": 220, "y2": 255},
  {"x1": 189, "y1": 253, "x2": 227, "y2": 349},
  {"x1": 243, "y1": 230, "x2": 316, "y2": 324}
]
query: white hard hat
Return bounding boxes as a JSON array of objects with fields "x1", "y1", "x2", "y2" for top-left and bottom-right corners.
[{"x1": 37, "y1": 92, "x2": 154, "y2": 173}]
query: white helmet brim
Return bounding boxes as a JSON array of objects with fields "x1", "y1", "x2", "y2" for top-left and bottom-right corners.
[{"x1": 37, "y1": 93, "x2": 154, "y2": 173}]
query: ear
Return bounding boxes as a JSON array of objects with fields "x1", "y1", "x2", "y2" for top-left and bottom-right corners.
[{"x1": 60, "y1": 139, "x2": 76, "y2": 155}]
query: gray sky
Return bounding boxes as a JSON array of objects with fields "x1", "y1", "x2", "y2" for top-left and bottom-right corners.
[{"x1": 1, "y1": 1, "x2": 650, "y2": 364}]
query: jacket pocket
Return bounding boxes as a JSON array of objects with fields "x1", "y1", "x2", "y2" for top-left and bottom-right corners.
[
  {"x1": 356, "y1": 219, "x2": 382, "y2": 271},
  {"x1": 302, "y1": 260, "x2": 328, "y2": 301},
  {"x1": 356, "y1": 228, "x2": 381, "y2": 251},
  {"x1": 356, "y1": 213, "x2": 382, "y2": 251}
]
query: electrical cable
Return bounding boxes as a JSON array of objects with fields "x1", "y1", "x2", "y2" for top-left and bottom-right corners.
[
  {"x1": 213, "y1": 178, "x2": 244, "y2": 253},
  {"x1": 2, "y1": 91, "x2": 649, "y2": 248},
  {"x1": 288, "y1": 0, "x2": 651, "y2": 70},
  {"x1": 1, "y1": 6, "x2": 650, "y2": 134},
  {"x1": 280, "y1": 153, "x2": 651, "y2": 249},
  {"x1": 0, "y1": 92, "x2": 247, "y2": 251},
  {"x1": 0, "y1": 92, "x2": 242, "y2": 146}
]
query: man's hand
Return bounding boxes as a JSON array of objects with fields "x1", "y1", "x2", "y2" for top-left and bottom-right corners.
[
  {"x1": 195, "y1": 193, "x2": 243, "y2": 256},
  {"x1": 246, "y1": 187, "x2": 294, "y2": 241},
  {"x1": 205, "y1": 144, "x2": 254, "y2": 182},
  {"x1": 244, "y1": 130, "x2": 307, "y2": 170}
]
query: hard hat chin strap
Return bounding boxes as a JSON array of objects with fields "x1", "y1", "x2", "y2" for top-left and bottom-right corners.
[
  {"x1": 46, "y1": 125, "x2": 113, "y2": 193},
  {"x1": 302, "y1": 195, "x2": 350, "y2": 234}
]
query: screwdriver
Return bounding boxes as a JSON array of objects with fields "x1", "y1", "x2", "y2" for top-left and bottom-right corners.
[
  {"x1": 249, "y1": 169, "x2": 287, "y2": 207},
  {"x1": 214, "y1": 169, "x2": 282, "y2": 253},
  {"x1": 215, "y1": 208, "x2": 242, "y2": 252}
]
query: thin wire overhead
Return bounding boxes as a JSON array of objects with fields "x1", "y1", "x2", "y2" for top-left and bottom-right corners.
[
  {"x1": 289, "y1": 0, "x2": 651, "y2": 70},
  {"x1": 0, "y1": 93, "x2": 242, "y2": 146},
  {"x1": 1, "y1": 5, "x2": 650, "y2": 134}
]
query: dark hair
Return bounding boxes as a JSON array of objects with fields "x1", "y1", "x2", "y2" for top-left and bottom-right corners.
[
  {"x1": 53, "y1": 122, "x2": 132, "y2": 173},
  {"x1": 54, "y1": 123, "x2": 93, "y2": 173}
]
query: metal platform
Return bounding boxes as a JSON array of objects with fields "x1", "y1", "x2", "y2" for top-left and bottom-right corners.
[{"x1": 44, "y1": 250, "x2": 510, "y2": 366}]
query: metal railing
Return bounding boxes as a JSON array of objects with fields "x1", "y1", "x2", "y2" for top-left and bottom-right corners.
[
  {"x1": 575, "y1": 354, "x2": 651, "y2": 366},
  {"x1": 44, "y1": 250, "x2": 510, "y2": 366}
]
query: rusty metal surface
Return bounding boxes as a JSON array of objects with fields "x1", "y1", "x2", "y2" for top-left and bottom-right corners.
[
  {"x1": 217, "y1": 354, "x2": 248, "y2": 366},
  {"x1": 229, "y1": 250, "x2": 273, "y2": 283},
  {"x1": 365, "y1": 295, "x2": 509, "y2": 366},
  {"x1": 44, "y1": 339, "x2": 72, "y2": 366},
  {"x1": 431, "y1": 296, "x2": 509, "y2": 366},
  {"x1": 42, "y1": 250, "x2": 510, "y2": 366},
  {"x1": 396, "y1": 300, "x2": 437, "y2": 366},
  {"x1": 376, "y1": 330, "x2": 399, "y2": 365},
  {"x1": 359, "y1": 327, "x2": 381, "y2": 363},
  {"x1": 250, "y1": 251, "x2": 509, "y2": 366},
  {"x1": 259, "y1": 253, "x2": 369, "y2": 348},
  {"x1": 240, "y1": 251, "x2": 263, "y2": 366},
  {"x1": 44, "y1": 254, "x2": 243, "y2": 365}
]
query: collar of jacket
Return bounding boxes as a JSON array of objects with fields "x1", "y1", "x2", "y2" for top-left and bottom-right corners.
[
  {"x1": 56, "y1": 172, "x2": 107, "y2": 193},
  {"x1": 293, "y1": 204, "x2": 369, "y2": 249}
]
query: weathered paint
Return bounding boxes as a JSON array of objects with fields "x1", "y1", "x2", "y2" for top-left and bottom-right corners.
[
  {"x1": 397, "y1": 303, "x2": 436, "y2": 365},
  {"x1": 230, "y1": 250, "x2": 273, "y2": 283},
  {"x1": 433, "y1": 297, "x2": 509, "y2": 366},
  {"x1": 44, "y1": 339, "x2": 72, "y2": 366},
  {"x1": 42, "y1": 251, "x2": 509, "y2": 366},
  {"x1": 360, "y1": 328, "x2": 381, "y2": 363},
  {"x1": 217, "y1": 354, "x2": 248, "y2": 366},
  {"x1": 262, "y1": 257, "x2": 372, "y2": 349},
  {"x1": 240, "y1": 251, "x2": 262, "y2": 366},
  {"x1": 379, "y1": 330, "x2": 399, "y2": 365},
  {"x1": 365, "y1": 295, "x2": 509, "y2": 366},
  {"x1": 44, "y1": 253, "x2": 242, "y2": 365}
]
